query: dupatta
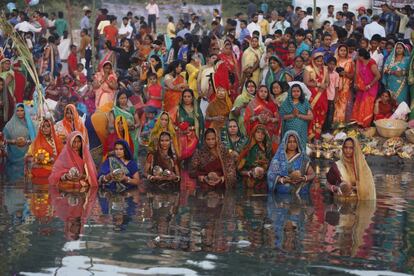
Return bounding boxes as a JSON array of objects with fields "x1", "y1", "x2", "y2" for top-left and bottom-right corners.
[
  {"x1": 61, "y1": 104, "x2": 88, "y2": 142},
  {"x1": 244, "y1": 94, "x2": 278, "y2": 135},
  {"x1": 4, "y1": 103, "x2": 37, "y2": 141},
  {"x1": 148, "y1": 111, "x2": 179, "y2": 155},
  {"x1": 32, "y1": 119, "x2": 64, "y2": 159}
]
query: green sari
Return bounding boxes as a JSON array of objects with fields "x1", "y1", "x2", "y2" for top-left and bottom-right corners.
[
  {"x1": 230, "y1": 87, "x2": 254, "y2": 136},
  {"x1": 220, "y1": 121, "x2": 248, "y2": 154},
  {"x1": 113, "y1": 105, "x2": 139, "y2": 159}
]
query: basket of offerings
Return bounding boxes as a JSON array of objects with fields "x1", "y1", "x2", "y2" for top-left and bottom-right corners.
[
  {"x1": 405, "y1": 129, "x2": 414, "y2": 144},
  {"x1": 375, "y1": 119, "x2": 408, "y2": 138}
]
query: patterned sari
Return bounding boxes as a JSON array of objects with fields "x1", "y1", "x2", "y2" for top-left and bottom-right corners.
[
  {"x1": 55, "y1": 104, "x2": 88, "y2": 144},
  {"x1": 230, "y1": 86, "x2": 254, "y2": 136},
  {"x1": 351, "y1": 59, "x2": 379, "y2": 128},
  {"x1": 382, "y1": 42, "x2": 410, "y2": 104},
  {"x1": 103, "y1": 115, "x2": 135, "y2": 159},
  {"x1": 267, "y1": 131, "x2": 311, "y2": 195},
  {"x1": 206, "y1": 93, "x2": 232, "y2": 133},
  {"x1": 148, "y1": 111, "x2": 179, "y2": 156},
  {"x1": 94, "y1": 61, "x2": 117, "y2": 112},
  {"x1": 220, "y1": 120, "x2": 248, "y2": 155},
  {"x1": 113, "y1": 105, "x2": 139, "y2": 160},
  {"x1": 334, "y1": 45, "x2": 354, "y2": 124},
  {"x1": 306, "y1": 53, "x2": 328, "y2": 140},
  {"x1": 164, "y1": 73, "x2": 186, "y2": 114},
  {"x1": 175, "y1": 99, "x2": 204, "y2": 160}
]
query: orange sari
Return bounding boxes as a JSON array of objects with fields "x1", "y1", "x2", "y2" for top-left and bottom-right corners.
[
  {"x1": 334, "y1": 46, "x2": 354, "y2": 124},
  {"x1": 164, "y1": 73, "x2": 186, "y2": 114},
  {"x1": 55, "y1": 104, "x2": 89, "y2": 144}
]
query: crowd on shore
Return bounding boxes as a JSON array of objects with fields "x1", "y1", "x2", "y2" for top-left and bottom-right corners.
[{"x1": 1, "y1": 1, "x2": 414, "y2": 200}]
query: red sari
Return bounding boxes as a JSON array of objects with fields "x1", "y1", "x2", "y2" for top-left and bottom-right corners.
[
  {"x1": 164, "y1": 74, "x2": 186, "y2": 115},
  {"x1": 374, "y1": 100, "x2": 397, "y2": 121},
  {"x1": 218, "y1": 52, "x2": 239, "y2": 102},
  {"x1": 306, "y1": 61, "x2": 328, "y2": 141}
]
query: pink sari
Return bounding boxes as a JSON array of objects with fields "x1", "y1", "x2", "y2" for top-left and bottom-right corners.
[
  {"x1": 94, "y1": 70, "x2": 117, "y2": 112},
  {"x1": 48, "y1": 131, "x2": 98, "y2": 186}
]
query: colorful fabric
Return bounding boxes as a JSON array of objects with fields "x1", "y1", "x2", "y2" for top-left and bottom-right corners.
[
  {"x1": 164, "y1": 74, "x2": 186, "y2": 114},
  {"x1": 103, "y1": 115, "x2": 135, "y2": 158},
  {"x1": 242, "y1": 46, "x2": 263, "y2": 85},
  {"x1": 220, "y1": 120, "x2": 248, "y2": 154},
  {"x1": 113, "y1": 105, "x2": 139, "y2": 159},
  {"x1": 230, "y1": 86, "x2": 255, "y2": 135},
  {"x1": 382, "y1": 42, "x2": 410, "y2": 104},
  {"x1": 408, "y1": 49, "x2": 414, "y2": 127},
  {"x1": 94, "y1": 61, "x2": 117, "y2": 112},
  {"x1": 55, "y1": 104, "x2": 88, "y2": 144},
  {"x1": 148, "y1": 111, "x2": 180, "y2": 156}
]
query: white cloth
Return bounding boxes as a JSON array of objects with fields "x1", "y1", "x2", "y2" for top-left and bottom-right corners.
[
  {"x1": 288, "y1": 81, "x2": 312, "y2": 100},
  {"x1": 323, "y1": 15, "x2": 335, "y2": 25},
  {"x1": 275, "y1": 20, "x2": 291, "y2": 34},
  {"x1": 300, "y1": 15, "x2": 312, "y2": 30},
  {"x1": 97, "y1": 20, "x2": 110, "y2": 35},
  {"x1": 391, "y1": 102, "x2": 410, "y2": 120},
  {"x1": 247, "y1": 22, "x2": 261, "y2": 38},
  {"x1": 146, "y1": 3, "x2": 159, "y2": 17},
  {"x1": 235, "y1": 19, "x2": 241, "y2": 39},
  {"x1": 14, "y1": 21, "x2": 42, "y2": 33},
  {"x1": 58, "y1": 38, "x2": 71, "y2": 60},
  {"x1": 268, "y1": 20, "x2": 278, "y2": 35},
  {"x1": 119, "y1": 23, "x2": 133, "y2": 39},
  {"x1": 370, "y1": 50, "x2": 384, "y2": 71},
  {"x1": 364, "y1": 21, "x2": 386, "y2": 40}
]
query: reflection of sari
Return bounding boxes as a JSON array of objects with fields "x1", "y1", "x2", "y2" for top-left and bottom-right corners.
[
  {"x1": 55, "y1": 104, "x2": 88, "y2": 144},
  {"x1": 382, "y1": 42, "x2": 410, "y2": 104},
  {"x1": 267, "y1": 131, "x2": 311, "y2": 194},
  {"x1": 351, "y1": 59, "x2": 379, "y2": 128},
  {"x1": 103, "y1": 115, "x2": 135, "y2": 159},
  {"x1": 334, "y1": 46, "x2": 354, "y2": 124},
  {"x1": 279, "y1": 88, "x2": 311, "y2": 149},
  {"x1": 4, "y1": 103, "x2": 37, "y2": 179},
  {"x1": 175, "y1": 99, "x2": 204, "y2": 160},
  {"x1": 28, "y1": 119, "x2": 64, "y2": 178},
  {"x1": 242, "y1": 46, "x2": 263, "y2": 85},
  {"x1": 244, "y1": 94, "x2": 279, "y2": 150},
  {"x1": 326, "y1": 137, "x2": 376, "y2": 200},
  {"x1": 189, "y1": 129, "x2": 236, "y2": 188},
  {"x1": 49, "y1": 131, "x2": 98, "y2": 186},
  {"x1": 164, "y1": 73, "x2": 186, "y2": 114},
  {"x1": 306, "y1": 53, "x2": 328, "y2": 140},
  {"x1": 230, "y1": 86, "x2": 254, "y2": 136},
  {"x1": 113, "y1": 105, "x2": 138, "y2": 159},
  {"x1": 94, "y1": 63, "x2": 117, "y2": 112},
  {"x1": 148, "y1": 111, "x2": 179, "y2": 155}
]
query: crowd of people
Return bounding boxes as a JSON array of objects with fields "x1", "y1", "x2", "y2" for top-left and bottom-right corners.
[{"x1": 1, "y1": 1, "x2": 414, "y2": 201}]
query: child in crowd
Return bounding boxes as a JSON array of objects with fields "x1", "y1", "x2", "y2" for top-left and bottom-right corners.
[
  {"x1": 374, "y1": 90, "x2": 397, "y2": 121},
  {"x1": 324, "y1": 57, "x2": 339, "y2": 132},
  {"x1": 144, "y1": 72, "x2": 163, "y2": 113}
]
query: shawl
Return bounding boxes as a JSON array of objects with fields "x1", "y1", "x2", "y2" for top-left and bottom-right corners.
[
  {"x1": 383, "y1": 42, "x2": 410, "y2": 74},
  {"x1": 336, "y1": 137, "x2": 376, "y2": 200},
  {"x1": 49, "y1": 131, "x2": 98, "y2": 186},
  {"x1": 61, "y1": 104, "x2": 88, "y2": 142},
  {"x1": 220, "y1": 120, "x2": 248, "y2": 153},
  {"x1": 32, "y1": 118, "x2": 64, "y2": 159},
  {"x1": 267, "y1": 130, "x2": 309, "y2": 191},
  {"x1": 148, "y1": 111, "x2": 179, "y2": 155},
  {"x1": 244, "y1": 94, "x2": 278, "y2": 134},
  {"x1": 4, "y1": 103, "x2": 36, "y2": 141}
]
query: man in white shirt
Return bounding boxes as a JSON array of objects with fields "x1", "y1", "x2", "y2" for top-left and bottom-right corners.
[
  {"x1": 369, "y1": 34, "x2": 384, "y2": 71},
  {"x1": 146, "y1": 0, "x2": 159, "y2": 33},
  {"x1": 247, "y1": 13, "x2": 261, "y2": 39},
  {"x1": 323, "y1": 5, "x2": 335, "y2": 24},
  {"x1": 275, "y1": 11, "x2": 290, "y2": 34},
  {"x1": 300, "y1": 7, "x2": 313, "y2": 30},
  {"x1": 119, "y1": 17, "x2": 133, "y2": 39},
  {"x1": 15, "y1": 15, "x2": 42, "y2": 33},
  {"x1": 364, "y1": 15, "x2": 386, "y2": 40}
]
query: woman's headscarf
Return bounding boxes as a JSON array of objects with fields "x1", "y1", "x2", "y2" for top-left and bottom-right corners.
[
  {"x1": 114, "y1": 115, "x2": 132, "y2": 149},
  {"x1": 148, "y1": 111, "x2": 179, "y2": 155},
  {"x1": 48, "y1": 131, "x2": 98, "y2": 186},
  {"x1": 279, "y1": 85, "x2": 311, "y2": 117},
  {"x1": 383, "y1": 42, "x2": 410, "y2": 81},
  {"x1": 114, "y1": 139, "x2": 133, "y2": 161},
  {"x1": 4, "y1": 103, "x2": 37, "y2": 141},
  {"x1": 32, "y1": 118, "x2": 64, "y2": 158},
  {"x1": 267, "y1": 130, "x2": 308, "y2": 190},
  {"x1": 62, "y1": 104, "x2": 88, "y2": 142},
  {"x1": 339, "y1": 137, "x2": 376, "y2": 200},
  {"x1": 238, "y1": 124, "x2": 274, "y2": 167}
]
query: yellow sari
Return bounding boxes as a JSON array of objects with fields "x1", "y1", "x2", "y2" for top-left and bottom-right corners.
[{"x1": 242, "y1": 46, "x2": 263, "y2": 86}]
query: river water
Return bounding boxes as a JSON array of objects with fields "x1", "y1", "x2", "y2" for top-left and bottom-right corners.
[{"x1": 0, "y1": 158, "x2": 413, "y2": 275}]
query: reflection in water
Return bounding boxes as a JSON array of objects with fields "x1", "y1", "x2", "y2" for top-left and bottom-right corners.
[{"x1": 0, "y1": 169, "x2": 412, "y2": 275}]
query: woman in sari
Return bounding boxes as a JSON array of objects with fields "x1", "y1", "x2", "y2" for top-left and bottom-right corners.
[
  {"x1": 4, "y1": 103, "x2": 36, "y2": 179},
  {"x1": 148, "y1": 111, "x2": 179, "y2": 155},
  {"x1": 26, "y1": 119, "x2": 64, "y2": 179},
  {"x1": 98, "y1": 40, "x2": 116, "y2": 71},
  {"x1": 144, "y1": 131, "x2": 180, "y2": 183},
  {"x1": 304, "y1": 51, "x2": 329, "y2": 141},
  {"x1": 104, "y1": 115, "x2": 135, "y2": 158},
  {"x1": 382, "y1": 42, "x2": 410, "y2": 104},
  {"x1": 351, "y1": 49, "x2": 381, "y2": 128},
  {"x1": 93, "y1": 61, "x2": 118, "y2": 112},
  {"x1": 109, "y1": 91, "x2": 140, "y2": 159},
  {"x1": 244, "y1": 85, "x2": 279, "y2": 151},
  {"x1": 373, "y1": 90, "x2": 397, "y2": 121},
  {"x1": 0, "y1": 59, "x2": 15, "y2": 123},
  {"x1": 220, "y1": 119, "x2": 248, "y2": 161},
  {"x1": 289, "y1": 56, "x2": 305, "y2": 82},
  {"x1": 174, "y1": 89, "x2": 204, "y2": 160},
  {"x1": 267, "y1": 131, "x2": 315, "y2": 195},
  {"x1": 270, "y1": 81, "x2": 288, "y2": 107},
  {"x1": 241, "y1": 36, "x2": 263, "y2": 86},
  {"x1": 205, "y1": 86, "x2": 232, "y2": 133},
  {"x1": 218, "y1": 39, "x2": 240, "y2": 102},
  {"x1": 55, "y1": 104, "x2": 88, "y2": 144},
  {"x1": 99, "y1": 139, "x2": 140, "y2": 188},
  {"x1": 238, "y1": 124, "x2": 274, "y2": 189},
  {"x1": 48, "y1": 131, "x2": 98, "y2": 186},
  {"x1": 164, "y1": 60, "x2": 188, "y2": 114},
  {"x1": 333, "y1": 44, "x2": 355, "y2": 125},
  {"x1": 326, "y1": 137, "x2": 376, "y2": 200},
  {"x1": 190, "y1": 128, "x2": 236, "y2": 189},
  {"x1": 262, "y1": 56, "x2": 293, "y2": 89},
  {"x1": 231, "y1": 80, "x2": 256, "y2": 136},
  {"x1": 279, "y1": 84, "x2": 313, "y2": 150}
]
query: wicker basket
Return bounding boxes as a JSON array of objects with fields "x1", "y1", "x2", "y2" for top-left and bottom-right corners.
[
  {"x1": 406, "y1": 129, "x2": 414, "y2": 144},
  {"x1": 375, "y1": 119, "x2": 408, "y2": 138},
  {"x1": 361, "y1": 127, "x2": 376, "y2": 138}
]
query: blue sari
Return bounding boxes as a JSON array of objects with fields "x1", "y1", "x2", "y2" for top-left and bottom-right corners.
[
  {"x1": 279, "y1": 87, "x2": 311, "y2": 148},
  {"x1": 267, "y1": 130, "x2": 311, "y2": 195},
  {"x1": 98, "y1": 140, "x2": 139, "y2": 190},
  {"x1": 4, "y1": 103, "x2": 36, "y2": 179},
  {"x1": 382, "y1": 42, "x2": 410, "y2": 104}
]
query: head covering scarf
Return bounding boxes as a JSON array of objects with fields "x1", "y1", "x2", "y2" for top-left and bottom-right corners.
[
  {"x1": 221, "y1": 119, "x2": 248, "y2": 153},
  {"x1": 48, "y1": 131, "x2": 98, "y2": 186},
  {"x1": 32, "y1": 118, "x2": 64, "y2": 158},
  {"x1": 148, "y1": 111, "x2": 179, "y2": 155},
  {"x1": 337, "y1": 137, "x2": 376, "y2": 200},
  {"x1": 62, "y1": 104, "x2": 88, "y2": 142},
  {"x1": 114, "y1": 115, "x2": 132, "y2": 149},
  {"x1": 4, "y1": 103, "x2": 37, "y2": 141},
  {"x1": 267, "y1": 130, "x2": 309, "y2": 191}
]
